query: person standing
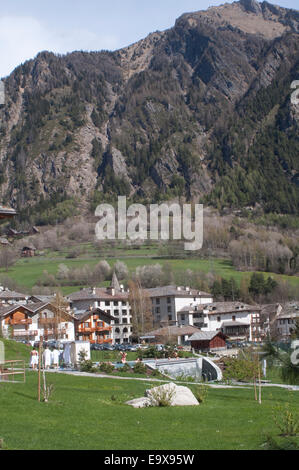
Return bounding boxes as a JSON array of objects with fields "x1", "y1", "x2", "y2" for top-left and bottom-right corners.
[
  {"x1": 30, "y1": 348, "x2": 39, "y2": 370},
  {"x1": 43, "y1": 346, "x2": 52, "y2": 370},
  {"x1": 52, "y1": 348, "x2": 60, "y2": 369}
]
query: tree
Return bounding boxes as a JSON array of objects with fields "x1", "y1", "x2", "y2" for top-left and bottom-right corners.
[
  {"x1": 114, "y1": 261, "x2": 129, "y2": 281},
  {"x1": 128, "y1": 280, "x2": 153, "y2": 339},
  {"x1": 224, "y1": 348, "x2": 262, "y2": 402},
  {"x1": 0, "y1": 249, "x2": 17, "y2": 272}
]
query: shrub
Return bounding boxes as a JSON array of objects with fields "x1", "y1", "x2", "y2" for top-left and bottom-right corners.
[
  {"x1": 133, "y1": 362, "x2": 147, "y2": 374},
  {"x1": 148, "y1": 385, "x2": 176, "y2": 407},
  {"x1": 272, "y1": 401, "x2": 299, "y2": 437},
  {"x1": 78, "y1": 350, "x2": 93, "y2": 372},
  {"x1": 99, "y1": 362, "x2": 115, "y2": 374},
  {"x1": 193, "y1": 384, "x2": 209, "y2": 404}
]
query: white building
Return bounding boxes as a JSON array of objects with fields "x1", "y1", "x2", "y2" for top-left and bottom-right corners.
[
  {"x1": 67, "y1": 274, "x2": 133, "y2": 345},
  {"x1": 147, "y1": 285, "x2": 213, "y2": 327},
  {"x1": 276, "y1": 302, "x2": 299, "y2": 340},
  {"x1": 178, "y1": 301, "x2": 262, "y2": 342}
]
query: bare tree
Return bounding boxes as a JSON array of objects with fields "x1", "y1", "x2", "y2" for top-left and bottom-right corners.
[
  {"x1": 0, "y1": 248, "x2": 17, "y2": 272},
  {"x1": 128, "y1": 280, "x2": 153, "y2": 338}
]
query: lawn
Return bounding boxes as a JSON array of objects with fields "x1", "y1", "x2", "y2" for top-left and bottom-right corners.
[
  {"x1": 0, "y1": 371, "x2": 298, "y2": 450},
  {"x1": 1, "y1": 340, "x2": 298, "y2": 450},
  {"x1": 1, "y1": 251, "x2": 299, "y2": 294}
]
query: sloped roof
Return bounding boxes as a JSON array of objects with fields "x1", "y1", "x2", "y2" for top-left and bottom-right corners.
[
  {"x1": 0, "y1": 289, "x2": 27, "y2": 300},
  {"x1": 146, "y1": 285, "x2": 212, "y2": 298},
  {"x1": 68, "y1": 287, "x2": 129, "y2": 301},
  {"x1": 189, "y1": 331, "x2": 226, "y2": 341},
  {"x1": 0, "y1": 302, "x2": 74, "y2": 321},
  {"x1": 74, "y1": 307, "x2": 115, "y2": 324},
  {"x1": 0, "y1": 206, "x2": 16, "y2": 218},
  {"x1": 142, "y1": 325, "x2": 200, "y2": 338},
  {"x1": 198, "y1": 302, "x2": 260, "y2": 315}
]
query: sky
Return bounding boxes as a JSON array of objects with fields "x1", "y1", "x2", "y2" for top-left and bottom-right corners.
[{"x1": 0, "y1": 0, "x2": 298, "y2": 78}]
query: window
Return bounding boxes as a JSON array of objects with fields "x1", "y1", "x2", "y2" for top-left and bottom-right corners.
[
  {"x1": 168, "y1": 315, "x2": 172, "y2": 321},
  {"x1": 167, "y1": 298, "x2": 171, "y2": 304},
  {"x1": 114, "y1": 310, "x2": 119, "y2": 316},
  {"x1": 167, "y1": 306, "x2": 172, "y2": 313},
  {"x1": 217, "y1": 317, "x2": 221, "y2": 323},
  {"x1": 156, "y1": 307, "x2": 160, "y2": 314},
  {"x1": 232, "y1": 316, "x2": 236, "y2": 322},
  {"x1": 156, "y1": 298, "x2": 160, "y2": 305},
  {"x1": 181, "y1": 315, "x2": 185, "y2": 321},
  {"x1": 114, "y1": 301, "x2": 118, "y2": 307}
]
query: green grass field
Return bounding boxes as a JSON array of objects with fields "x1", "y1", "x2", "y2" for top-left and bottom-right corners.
[
  {"x1": 1, "y1": 249, "x2": 299, "y2": 295},
  {"x1": 0, "y1": 339, "x2": 298, "y2": 450},
  {"x1": 0, "y1": 371, "x2": 298, "y2": 450}
]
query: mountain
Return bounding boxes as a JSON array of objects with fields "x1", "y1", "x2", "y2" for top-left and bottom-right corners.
[{"x1": 0, "y1": 0, "x2": 298, "y2": 223}]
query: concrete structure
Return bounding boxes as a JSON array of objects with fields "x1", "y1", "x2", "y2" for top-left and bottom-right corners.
[
  {"x1": 68, "y1": 274, "x2": 132, "y2": 344},
  {"x1": 147, "y1": 285, "x2": 213, "y2": 327},
  {"x1": 145, "y1": 356, "x2": 223, "y2": 382}
]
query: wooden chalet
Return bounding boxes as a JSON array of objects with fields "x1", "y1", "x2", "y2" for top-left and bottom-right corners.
[
  {"x1": 0, "y1": 302, "x2": 75, "y2": 342},
  {"x1": 0, "y1": 206, "x2": 16, "y2": 220},
  {"x1": 189, "y1": 331, "x2": 227, "y2": 352},
  {"x1": 75, "y1": 308, "x2": 115, "y2": 345}
]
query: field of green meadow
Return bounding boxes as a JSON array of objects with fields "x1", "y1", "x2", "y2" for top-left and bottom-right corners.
[{"x1": 0, "y1": 339, "x2": 298, "y2": 450}]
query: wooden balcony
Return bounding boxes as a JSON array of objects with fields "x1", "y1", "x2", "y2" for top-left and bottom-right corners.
[
  {"x1": 9, "y1": 318, "x2": 32, "y2": 326},
  {"x1": 78, "y1": 328, "x2": 95, "y2": 334},
  {"x1": 13, "y1": 330, "x2": 38, "y2": 337},
  {"x1": 95, "y1": 326, "x2": 112, "y2": 333},
  {"x1": 39, "y1": 318, "x2": 60, "y2": 326}
]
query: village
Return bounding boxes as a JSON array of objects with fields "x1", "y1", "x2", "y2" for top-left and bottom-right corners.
[
  {"x1": 0, "y1": 204, "x2": 298, "y2": 364},
  {"x1": 0, "y1": 272, "x2": 298, "y2": 355}
]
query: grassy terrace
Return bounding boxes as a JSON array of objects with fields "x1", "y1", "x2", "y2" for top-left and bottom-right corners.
[
  {"x1": 1, "y1": 243, "x2": 299, "y2": 294},
  {"x1": 1, "y1": 339, "x2": 298, "y2": 450},
  {"x1": 0, "y1": 371, "x2": 298, "y2": 450}
]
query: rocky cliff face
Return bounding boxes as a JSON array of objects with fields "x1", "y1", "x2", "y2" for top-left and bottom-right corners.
[{"x1": 0, "y1": 1, "x2": 298, "y2": 216}]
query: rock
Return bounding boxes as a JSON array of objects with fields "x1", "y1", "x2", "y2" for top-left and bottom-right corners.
[
  {"x1": 126, "y1": 397, "x2": 151, "y2": 408},
  {"x1": 145, "y1": 383, "x2": 199, "y2": 407}
]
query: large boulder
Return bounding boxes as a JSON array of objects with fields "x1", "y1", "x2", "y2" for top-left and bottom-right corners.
[
  {"x1": 146, "y1": 383, "x2": 199, "y2": 407},
  {"x1": 126, "y1": 383, "x2": 199, "y2": 408}
]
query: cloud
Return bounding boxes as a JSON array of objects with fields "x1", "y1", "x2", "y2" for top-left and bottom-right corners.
[{"x1": 0, "y1": 16, "x2": 119, "y2": 77}]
